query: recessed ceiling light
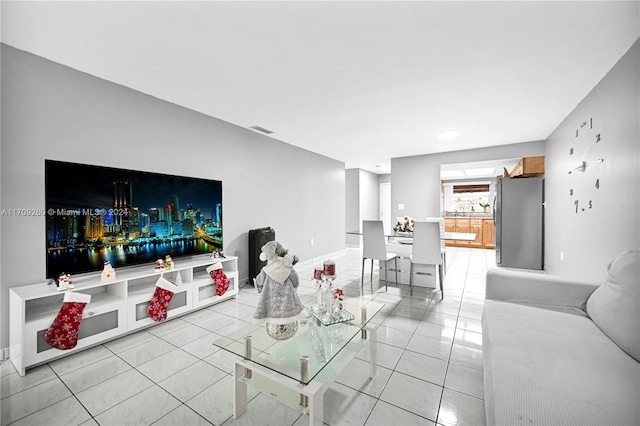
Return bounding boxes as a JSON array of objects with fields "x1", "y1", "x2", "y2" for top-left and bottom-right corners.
[
  {"x1": 250, "y1": 125, "x2": 274, "y2": 134},
  {"x1": 438, "y1": 129, "x2": 459, "y2": 139}
]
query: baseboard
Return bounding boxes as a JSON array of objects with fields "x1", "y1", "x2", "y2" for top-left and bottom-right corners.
[
  {"x1": 297, "y1": 248, "x2": 347, "y2": 267},
  {"x1": 1, "y1": 347, "x2": 9, "y2": 361},
  {"x1": 240, "y1": 248, "x2": 348, "y2": 286}
]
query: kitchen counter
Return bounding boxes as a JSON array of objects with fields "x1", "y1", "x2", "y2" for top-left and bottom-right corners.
[
  {"x1": 444, "y1": 212, "x2": 492, "y2": 219},
  {"x1": 444, "y1": 216, "x2": 495, "y2": 249}
]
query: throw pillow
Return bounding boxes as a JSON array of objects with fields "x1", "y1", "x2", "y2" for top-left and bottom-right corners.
[{"x1": 586, "y1": 249, "x2": 640, "y2": 362}]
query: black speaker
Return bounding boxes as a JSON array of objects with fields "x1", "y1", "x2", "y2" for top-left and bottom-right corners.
[{"x1": 248, "y1": 227, "x2": 275, "y2": 284}]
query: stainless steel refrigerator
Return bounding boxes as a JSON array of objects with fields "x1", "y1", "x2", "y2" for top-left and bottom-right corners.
[{"x1": 494, "y1": 176, "x2": 544, "y2": 270}]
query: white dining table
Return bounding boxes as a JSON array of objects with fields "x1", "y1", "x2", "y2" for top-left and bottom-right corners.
[
  {"x1": 346, "y1": 231, "x2": 476, "y2": 241},
  {"x1": 346, "y1": 230, "x2": 477, "y2": 288}
]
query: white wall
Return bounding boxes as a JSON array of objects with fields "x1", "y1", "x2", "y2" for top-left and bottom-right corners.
[
  {"x1": 391, "y1": 141, "x2": 546, "y2": 220},
  {"x1": 544, "y1": 39, "x2": 640, "y2": 282},
  {"x1": 391, "y1": 39, "x2": 640, "y2": 284},
  {"x1": 0, "y1": 45, "x2": 345, "y2": 347},
  {"x1": 345, "y1": 168, "x2": 380, "y2": 246},
  {"x1": 345, "y1": 168, "x2": 360, "y2": 245},
  {"x1": 359, "y1": 169, "x2": 380, "y2": 222}
]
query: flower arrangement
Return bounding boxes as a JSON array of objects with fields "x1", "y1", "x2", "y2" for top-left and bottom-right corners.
[
  {"x1": 393, "y1": 216, "x2": 415, "y2": 233},
  {"x1": 333, "y1": 288, "x2": 344, "y2": 301},
  {"x1": 332, "y1": 288, "x2": 345, "y2": 315},
  {"x1": 479, "y1": 202, "x2": 490, "y2": 212}
]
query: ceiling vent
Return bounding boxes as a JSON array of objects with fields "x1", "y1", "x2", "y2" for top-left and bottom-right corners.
[{"x1": 250, "y1": 125, "x2": 274, "y2": 135}]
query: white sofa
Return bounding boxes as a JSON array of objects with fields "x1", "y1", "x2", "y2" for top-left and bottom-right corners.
[{"x1": 482, "y1": 249, "x2": 640, "y2": 426}]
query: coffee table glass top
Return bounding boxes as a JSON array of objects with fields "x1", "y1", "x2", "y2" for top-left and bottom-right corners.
[{"x1": 212, "y1": 299, "x2": 383, "y2": 384}]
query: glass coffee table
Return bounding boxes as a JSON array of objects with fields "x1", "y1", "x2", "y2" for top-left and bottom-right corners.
[{"x1": 212, "y1": 299, "x2": 383, "y2": 426}]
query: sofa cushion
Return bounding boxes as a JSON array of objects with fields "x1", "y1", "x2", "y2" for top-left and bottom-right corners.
[
  {"x1": 483, "y1": 299, "x2": 640, "y2": 426},
  {"x1": 586, "y1": 249, "x2": 640, "y2": 362}
]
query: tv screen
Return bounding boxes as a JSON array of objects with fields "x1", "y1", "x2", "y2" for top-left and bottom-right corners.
[{"x1": 45, "y1": 160, "x2": 222, "y2": 279}]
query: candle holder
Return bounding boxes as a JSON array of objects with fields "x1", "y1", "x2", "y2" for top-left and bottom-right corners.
[
  {"x1": 312, "y1": 262, "x2": 337, "y2": 316},
  {"x1": 323, "y1": 259, "x2": 336, "y2": 277},
  {"x1": 313, "y1": 264, "x2": 324, "y2": 280},
  {"x1": 320, "y1": 279, "x2": 334, "y2": 321},
  {"x1": 310, "y1": 260, "x2": 355, "y2": 325}
]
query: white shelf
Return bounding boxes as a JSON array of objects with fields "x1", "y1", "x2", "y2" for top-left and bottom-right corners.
[
  {"x1": 127, "y1": 282, "x2": 158, "y2": 298},
  {"x1": 10, "y1": 254, "x2": 239, "y2": 376}
]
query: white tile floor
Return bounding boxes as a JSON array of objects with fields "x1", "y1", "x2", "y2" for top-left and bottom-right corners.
[{"x1": 1, "y1": 246, "x2": 493, "y2": 426}]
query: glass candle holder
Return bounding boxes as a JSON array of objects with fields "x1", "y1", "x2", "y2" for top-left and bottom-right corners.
[
  {"x1": 313, "y1": 266, "x2": 324, "y2": 280},
  {"x1": 323, "y1": 260, "x2": 336, "y2": 276}
]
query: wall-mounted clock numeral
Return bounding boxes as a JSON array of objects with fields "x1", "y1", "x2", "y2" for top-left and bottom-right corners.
[
  {"x1": 595, "y1": 179, "x2": 599, "y2": 189},
  {"x1": 580, "y1": 121, "x2": 587, "y2": 128},
  {"x1": 575, "y1": 129, "x2": 579, "y2": 137},
  {"x1": 570, "y1": 189, "x2": 574, "y2": 196},
  {"x1": 570, "y1": 147, "x2": 574, "y2": 155},
  {"x1": 590, "y1": 117, "x2": 593, "y2": 129},
  {"x1": 575, "y1": 200, "x2": 579, "y2": 213},
  {"x1": 595, "y1": 133, "x2": 601, "y2": 143},
  {"x1": 588, "y1": 201, "x2": 593, "y2": 209}
]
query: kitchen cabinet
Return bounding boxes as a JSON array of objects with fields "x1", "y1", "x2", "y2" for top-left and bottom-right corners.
[
  {"x1": 445, "y1": 218, "x2": 456, "y2": 246},
  {"x1": 444, "y1": 217, "x2": 495, "y2": 249},
  {"x1": 483, "y1": 219, "x2": 495, "y2": 248},
  {"x1": 455, "y1": 219, "x2": 470, "y2": 246},
  {"x1": 509, "y1": 156, "x2": 545, "y2": 178},
  {"x1": 470, "y1": 220, "x2": 484, "y2": 246}
]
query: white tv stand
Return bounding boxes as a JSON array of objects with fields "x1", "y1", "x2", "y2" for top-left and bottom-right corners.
[{"x1": 9, "y1": 255, "x2": 239, "y2": 376}]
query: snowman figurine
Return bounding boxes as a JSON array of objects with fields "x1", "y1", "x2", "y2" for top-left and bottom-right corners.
[
  {"x1": 57, "y1": 273, "x2": 74, "y2": 291},
  {"x1": 101, "y1": 261, "x2": 116, "y2": 282}
]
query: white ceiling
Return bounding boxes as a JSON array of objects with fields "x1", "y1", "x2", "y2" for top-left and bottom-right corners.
[{"x1": 2, "y1": 1, "x2": 638, "y2": 174}]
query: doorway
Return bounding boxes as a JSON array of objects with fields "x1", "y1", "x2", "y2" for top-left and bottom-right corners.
[{"x1": 380, "y1": 182, "x2": 391, "y2": 234}]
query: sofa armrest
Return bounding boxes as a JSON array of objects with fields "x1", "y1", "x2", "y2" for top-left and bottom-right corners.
[{"x1": 486, "y1": 268, "x2": 600, "y2": 308}]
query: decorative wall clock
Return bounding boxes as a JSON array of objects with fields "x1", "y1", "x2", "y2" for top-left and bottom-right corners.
[{"x1": 568, "y1": 117, "x2": 604, "y2": 213}]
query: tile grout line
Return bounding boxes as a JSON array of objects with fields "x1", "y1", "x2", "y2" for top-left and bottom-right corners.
[
  {"x1": 6, "y1": 247, "x2": 488, "y2": 426},
  {"x1": 437, "y1": 248, "x2": 471, "y2": 425}
]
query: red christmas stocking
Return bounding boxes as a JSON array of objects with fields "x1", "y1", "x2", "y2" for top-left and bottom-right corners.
[
  {"x1": 207, "y1": 263, "x2": 229, "y2": 296},
  {"x1": 45, "y1": 292, "x2": 91, "y2": 350},
  {"x1": 147, "y1": 276, "x2": 179, "y2": 321}
]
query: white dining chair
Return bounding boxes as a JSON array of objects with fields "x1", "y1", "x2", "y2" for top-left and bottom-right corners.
[
  {"x1": 426, "y1": 216, "x2": 447, "y2": 274},
  {"x1": 362, "y1": 220, "x2": 399, "y2": 292},
  {"x1": 410, "y1": 221, "x2": 445, "y2": 298}
]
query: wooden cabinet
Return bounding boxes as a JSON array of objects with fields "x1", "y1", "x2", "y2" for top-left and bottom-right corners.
[
  {"x1": 509, "y1": 156, "x2": 545, "y2": 178},
  {"x1": 445, "y1": 218, "x2": 494, "y2": 249},
  {"x1": 454, "y1": 219, "x2": 470, "y2": 246},
  {"x1": 483, "y1": 219, "x2": 495, "y2": 248},
  {"x1": 10, "y1": 255, "x2": 239, "y2": 376},
  {"x1": 445, "y1": 218, "x2": 456, "y2": 245},
  {"x1": 470, "y1": 220, "x2": 484, "y2": 246}
]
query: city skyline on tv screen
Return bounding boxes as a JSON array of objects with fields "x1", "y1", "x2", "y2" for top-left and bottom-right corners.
[{"x1": 45, "y1": 160, "x2": 223, "y2": 278}]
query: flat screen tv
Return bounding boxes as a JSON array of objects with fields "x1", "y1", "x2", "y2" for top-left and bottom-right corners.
[{"x1": 45, "y1": 160, "x2": 222, "y2": 279}]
